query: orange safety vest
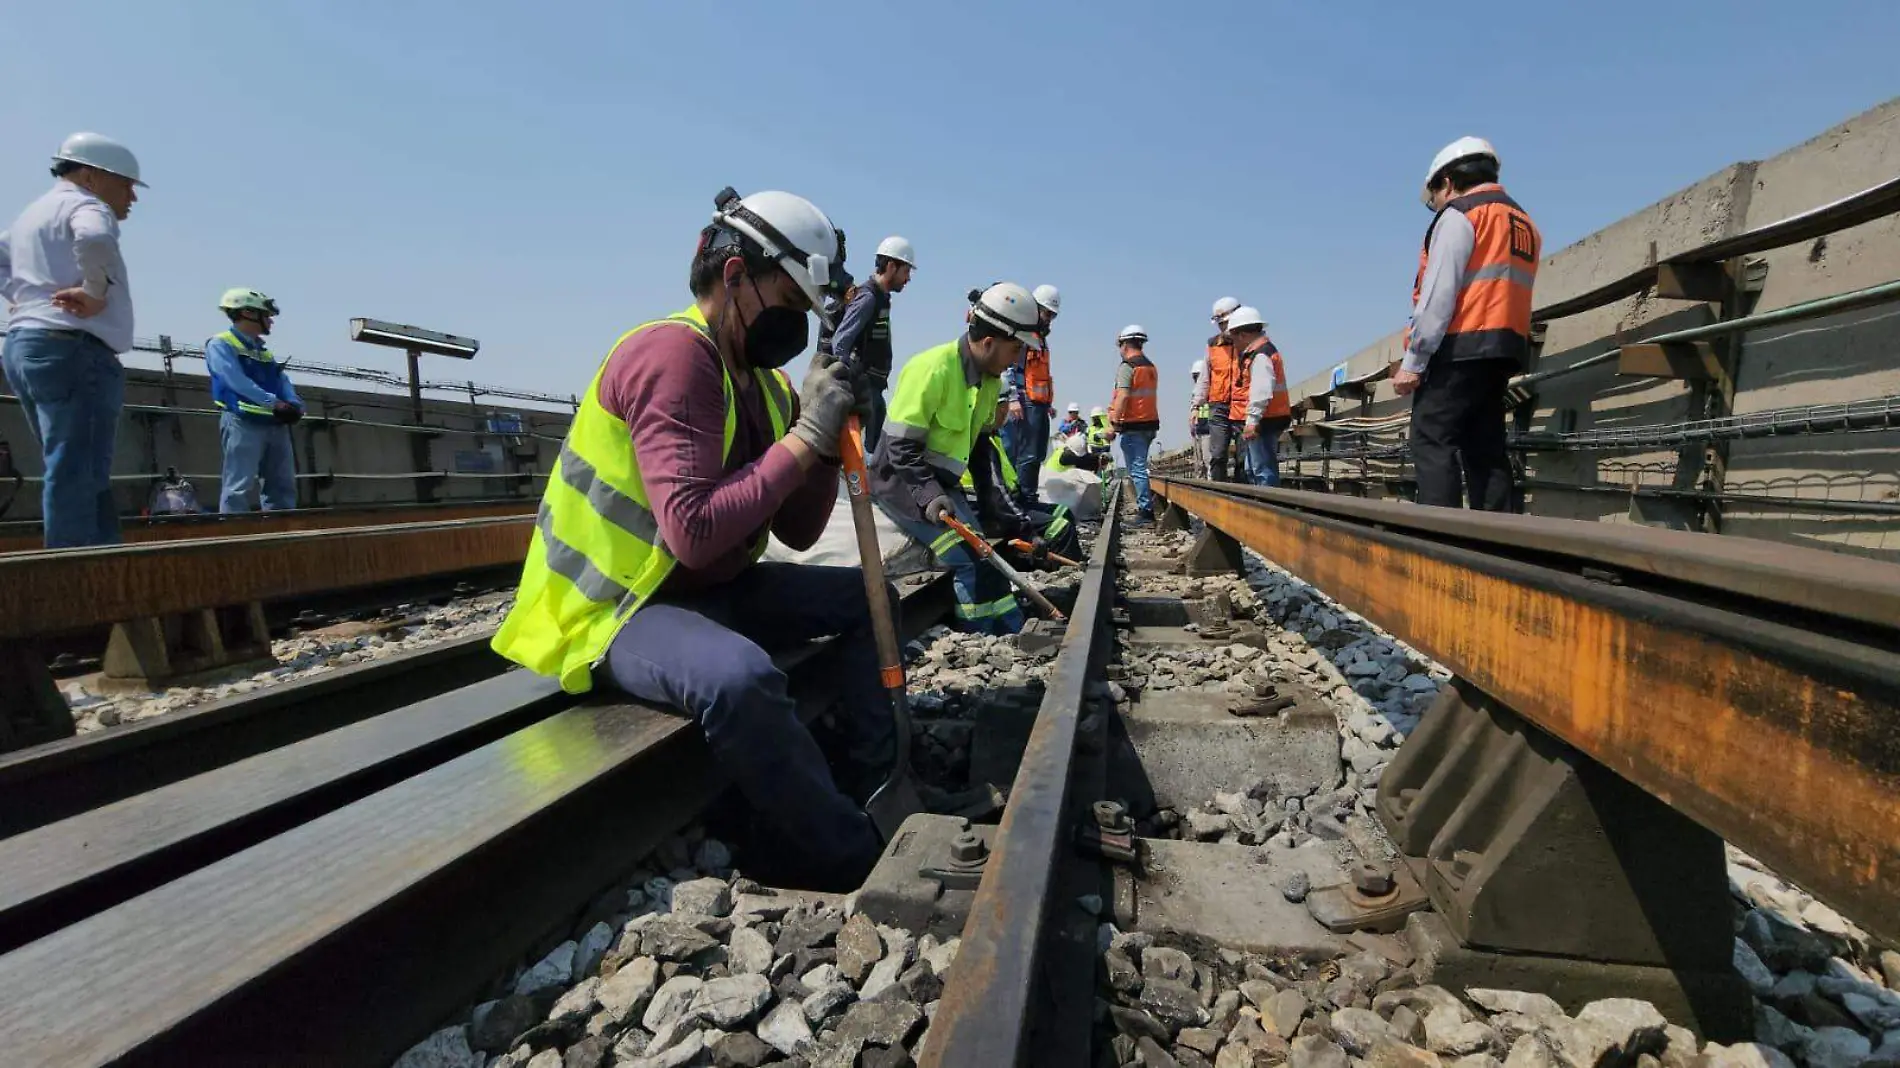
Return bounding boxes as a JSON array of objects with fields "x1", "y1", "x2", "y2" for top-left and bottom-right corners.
[
  {"x1": 1023, "y1": 341, "x2": 1054, "y2": 405},
  {"x1": 1114, "y1": 354, "x2": 1160, "y2": 427},
  {"x1": 1204, "y1": 337, "x2": 1237, "y2": 411},
  {"x1": 1411, "y1": 183, "x2": 1541, "y2": 363},
  {"x1": 1262, "y1": 346, "x2": 1291, "y2": 420}
]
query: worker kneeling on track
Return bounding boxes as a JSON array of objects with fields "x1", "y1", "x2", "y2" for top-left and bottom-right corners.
[
  {"x1": 961, "y1": 394, "x2": 1085, "y2": 567},
  {"x1": 871, "y1": 282, "x2": 1044, "y2": 635},
  {"x1": 492, "y1": 188, "x2": 891, "y2": 891}
]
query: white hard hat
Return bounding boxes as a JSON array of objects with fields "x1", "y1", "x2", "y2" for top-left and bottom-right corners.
[
  {"x1": 1211, "y1": 297, "x2": 1241, "y2": 319},
  {"x1": 1226, "y1": 305, "x2": 1266, "y2": 331},
  {"x1": 1033, "y1": 285, "x2": 1061, "y2": 315},
  {"x1": 1066, "y1": 402, "x2": 1081, "y2": 412},
  {"x1": 970, "y1": 282, "x2": 1042, "y2": 344},
  {"x1": 1425, "y1": 136, "x2": 1498, "y2": 188},
  {"x1": 875, "y1": 235, "x2": 916, "y2": 268},
  {"x1": 219, "y1": 288, "x2": 280, "y2": 315},
  {"x1": 1090, "y1": 406, "x2": 1107, "y2": 418},
  {"x1": 1191, "y1": 359, "x2": 1206, "y2": 376},
  {"x1": 53, "y1": 132, "x2": 145, "y2": 186},
  {"x1": 711, "y1": 189, "x2": 842, "y2": 326},
  {"x1": 1117, "y1": 324, "x2": 1148, "y2": 343}
]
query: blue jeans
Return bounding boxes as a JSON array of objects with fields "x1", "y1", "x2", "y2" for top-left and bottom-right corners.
[
  {"x1": 219, "y1": 412, "x2": 298, "y2": 512},
  {"x1": 1006, "y1": 402, "x2": 1051, "y2": 500},
  {"x1": 599, "y1": 562, "x2": 892, "y2": 889},
  {"x1": 2, "y1": 328, "x2": 124, "y2": 548},
  {"x1": 1247, "y1": 417, "x2": 1290, "y2": 487},
  {"x1": 1118, "y1": 429, "x2": 1155, "y2": 512},
  {"x1": 879, "y1": 492, "x2": 1024, "y2": 636}
]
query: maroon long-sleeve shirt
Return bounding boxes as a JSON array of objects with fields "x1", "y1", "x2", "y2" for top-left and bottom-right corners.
[{"x1": 595, "y1": 319, "x2": 837, "y2": 591}]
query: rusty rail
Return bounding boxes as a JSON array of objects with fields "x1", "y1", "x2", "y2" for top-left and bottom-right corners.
[
  {"x1": 0, "y1": 516, "x2": 532, "y2": 639},
  {"x1": 1152, "y1": 477, "x2": 1900, "y2": 946},
  {"x1": 921, "y1": 489, "x2": 1121, "y2": 1067}
]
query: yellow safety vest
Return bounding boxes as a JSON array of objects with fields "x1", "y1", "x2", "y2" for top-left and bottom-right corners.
[
  {"x1": 959, "y1": 431, "x2": 1019, "y2": 494},
  {"x1": 884, "y1": 339, "x2": 1002, "y2": 479},
  {"x1": 491, "y1": 305, "x2": 792, "y2": 693}
]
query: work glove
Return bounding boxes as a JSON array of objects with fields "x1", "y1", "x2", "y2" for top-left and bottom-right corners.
[
  {"x1": 791, "y1": 354, "x2": 855, "y2": 460},
  {"x1": 273, "y1": 401, "x2": 304, "y2": 425},
  {"x1": 924, "y1": 494, "x2": 955, "y2": 525}
]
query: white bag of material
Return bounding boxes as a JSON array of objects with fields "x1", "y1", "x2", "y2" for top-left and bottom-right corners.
[
  {"x1": 763, "y1": 484, "x2": 936, "y2": 577},
  {"x1": 1038, "y1": 469, "x2": 1103, "y2": 521}
]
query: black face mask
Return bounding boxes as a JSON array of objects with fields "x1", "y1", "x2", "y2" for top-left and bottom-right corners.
[{"x1": 735, "y1": 274, "x2": 810, "y2": 369}]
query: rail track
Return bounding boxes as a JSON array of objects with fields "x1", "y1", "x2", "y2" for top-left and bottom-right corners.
[{"x1": 0, "y1": 482, "x2": 1892, "y2": 1067}]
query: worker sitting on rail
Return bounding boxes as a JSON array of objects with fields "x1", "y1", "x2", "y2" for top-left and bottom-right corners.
[
  {"x1": 492, "y1": 188, "x2": 889, "y2": 891},
  {"x1": 870, "y1": 283, "x2": 1045, "y2": 635},
  {"x1": 962, "y1": 395, "x2": 1084, "y2": 566},
  {"x1": 1390, "y1": 137, "x2": 1540, "y2": 512},
  {"x1": 207, "y1": 289, "x2": 303, "y2": 512}
]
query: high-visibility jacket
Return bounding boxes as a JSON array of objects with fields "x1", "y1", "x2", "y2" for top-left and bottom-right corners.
[
  {"x1": 1022, "y1": 341, "x2": 1054, "y2": 405},
  {"x1": 492, "y1": 305, "x2": 792, "y2": 693},
  {"x1": 1411, "y1": 183, "x2": 1541, "y2": 364},
  {"x1": 883, "y1": 339, "x2": 1002, "y2": 479},
  {"x1": 208, "y1": 330, "x2": 291, "y2": 419},
  {"x1": 1113, "y1": 354, "x2": 1159, "y2": 429},
  {"x1": 1238, "y1": 341, "x2": 1290, "y2": 423},
  {"x1": 1205, "y1": 336, "x2": 1238, "y2": 413},
  {"x1": 1229, "y1": 345, "x2": 1256, "y2": 424},
  {"x1": 1085, "y1": 417, "x2": 1111, "y2": 452},
  {"x1": 960, "y1": 431, "x2": 1019, "y2": 493},
  {"x1": 1263, "y1": 347, "x2": 1291, "y2": 420}
]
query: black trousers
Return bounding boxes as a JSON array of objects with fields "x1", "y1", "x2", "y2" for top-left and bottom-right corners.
[
  {"x1": 1409, "y1": 357, "x2": 1518, "y2": 512},
  {"x1": 1207, "y1": 416, "x2": 1240, "y2": 482}
]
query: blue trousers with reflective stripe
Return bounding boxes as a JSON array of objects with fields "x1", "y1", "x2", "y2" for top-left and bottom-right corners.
[
  {"x1": 879, "y1": 493, "x2": 1024, "y2": 636},
  {"x1": 598, "y1": 562, "x2": 890, "y2": 890},
  {"x1": 218, "y1": 412, "x2": 297, "y2": 512}
]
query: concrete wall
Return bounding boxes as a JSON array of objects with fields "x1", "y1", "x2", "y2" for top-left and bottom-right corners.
[
  {"x1": 1283, "y1": 96, "x2": 1900, "y2": 561},
  {"x1": 0, "y1": 367, "x2": 573, "y2": 519}
]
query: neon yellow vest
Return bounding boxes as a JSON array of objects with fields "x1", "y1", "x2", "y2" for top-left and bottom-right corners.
[
  {"x1": 884, "y1": 340, "x2": 1001, "y2": 478},
  {"x1": 958, "y1": 431, "x2": 1019, "y2": 493},
  {"x1": 491, "y1": 305, "x2": 792, "y2": 693}
]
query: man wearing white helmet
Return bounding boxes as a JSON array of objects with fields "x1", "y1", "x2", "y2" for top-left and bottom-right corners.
[
  {"x1": 1395, "y1": 137, "x2": 1541, "y2": 512},
  {"x1": 493, "y1": 187, "x2": 888, "y2": 889},
  {"x1": 1230, "y1": 306, "x2": 1293, "y2": 487},
  {"x1": 1188, "y1": 359, "x2": 1210, "y2": 477},
  {"x1": 206, "y1": 288, "x2": 303, "y2": 512},
  {"x1": 1058, "y1": 401, "x2": 1085, "y2": 438},
  {"x1": 823, "y1": 235, "x2": 914, "y2": 448},
  {"x1": 1203, "y1": 297, "x2": 1244, "y2": 482},
  {"x1": 1001, "y1": 283, "x2": 1062, "y2": 501},
  {"x1": 1, "y1": 133, "x2": 145, "y2": 547},
  {"x1": 870, "y1": 282, "x2": 1043, "y2": 635},
  {"x1": 1109, "y1": 325, "x2": 1160, "y2": 521}
]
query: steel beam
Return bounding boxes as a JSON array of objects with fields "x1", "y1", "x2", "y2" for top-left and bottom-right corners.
[
  {"x1": 1153, "y1": 477, "x2": 1900, "y2": 946},
  {"x1": 0, "y1": 500, "x2": 536, "y2": 555}
]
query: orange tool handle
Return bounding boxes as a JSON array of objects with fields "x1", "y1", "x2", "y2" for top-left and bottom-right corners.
[{"x1": 940, "y1": 514, "x2": 993, "y2": 558}]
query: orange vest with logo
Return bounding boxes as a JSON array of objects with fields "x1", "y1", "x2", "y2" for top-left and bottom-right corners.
[
  {"x1": 1023, "y1": 342, "x2": 1053, "y2": 405},
  {"x1": 1411, "y1": 184, "x2": 1541, "y2": 364},
  {"x1": 1205, "y1": 337, "x2": 1237, "y2": 411},
  {"x1": 1115, "y1": 354, "x2": 1160, "y2": 427}
]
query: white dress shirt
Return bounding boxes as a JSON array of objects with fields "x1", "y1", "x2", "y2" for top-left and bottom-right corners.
[{"x1": 0, "y1": 180, "x2": 134, "y2": 353}]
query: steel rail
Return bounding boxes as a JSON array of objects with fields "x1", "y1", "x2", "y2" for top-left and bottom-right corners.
[
  {"x1": 0, "y1": 499, "x2": 535, "y2": 555},
  {"x1": 921, "y1": 490, "x2": 1121, "y2": 1068},
  {"x1": 0, "y1": 515, "x2": 532, "y2": 639},
  {"x1": 1152, "y1": 477, "x2": 1900, "y2": 945}
]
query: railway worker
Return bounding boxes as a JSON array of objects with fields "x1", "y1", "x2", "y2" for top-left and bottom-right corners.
[
  {"x1": 823, "y1": 235, "x2": 913, "y2": 449},
  {"x1": 1109, "y1": 324, "x2": 1159, "y2": 522},
  {"x1": 1001, "y1": 284, "x2": 1061, "y2": 503},
  {"x1": 1057, "y1": 401, "x2": 1085, "y2": 438},
  {"x1": 1188, "y1": 359, "x2": 1210, "y2": 477},
  {"x1": 207, "y1": 289, "x2": 303, "y2": 512},
  {"x1": 1203, "y1": 297, "x2": 1242, "y2": 482},
  {"x1": 870, "y1": 282, "x2": 1044, "y2": 636},
  {"x1": 492, "y1": 188, "x2": 886, "y2": 890},
  {"x1": 1085, "y1": 406, "x2": 1113, "y2": 455},
  {"x1": 1230, "y1": 306, "x2": 1293, "y2": 487},
  {"x1": 1391, "y1": 137, "x2": 1541, "y2": 512},
  {"x1": 1, "y1": 133, "x2": 145, "y2": 548},
  {"x1": 964, "y1": 395, "x2": 1085, "y2": 564}
]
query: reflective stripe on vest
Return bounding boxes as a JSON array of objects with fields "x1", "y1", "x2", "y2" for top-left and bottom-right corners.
[
  {"x1": 1117, "y1": 355, "x2": 1159, "y2": 424},
  {"x1": 1411, "y1": 184, "x2": 1541, "y2": 364},
  {"x1": 209, "y1": 329, "x2": 287, "y2": 418},
  {"x1": 1023, "y1": 343, "x2": 1054, "y2": 405},
  {"x1": 1205, "y1": 338, "x2": 1237, "y2": 406},
  {"x1": 1044, "y1": 504, "x2": 1070, "y2": 539},
  {"x1": 491, "y1": 305, "x2": 792, "y2": 694}
]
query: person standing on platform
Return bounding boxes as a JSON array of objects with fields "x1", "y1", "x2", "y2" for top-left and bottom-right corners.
[
  {"x1": 1391, "y1": 137, "x2": 1540, "y2": 512},
  {"x1": 1002, "y1": 284, "x2": 1060, "y2": 503},
  {"x1": 206, "y1": 289, "x2": 303, "y2": 512},
  {"x1": 1, "y1": 133, "x2": 145, "y2": 547},
  {"x1": 823, "y1": 235, "x2": 914, "y2": 449},
  {"x1": 1108, "y1": 324, "x2": 1159, "y2": 522}
]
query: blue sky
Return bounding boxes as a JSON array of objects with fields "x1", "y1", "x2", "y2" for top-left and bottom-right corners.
[{"x1": 5, "y1": 0, "x2": 1895, "y2": 446}]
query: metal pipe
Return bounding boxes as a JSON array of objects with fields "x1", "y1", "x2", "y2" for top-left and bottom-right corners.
[{"x1": 1644, "y1": 277, "x2": 1900, "y2": 346}]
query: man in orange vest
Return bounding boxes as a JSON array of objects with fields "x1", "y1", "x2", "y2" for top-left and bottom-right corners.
[
  {"x1": 1002, "y1": 284, "x2": 1061, "y2": 503},
  {"x1": 1202, "y1": 296, "x2": 1243, "y2": 482},
  {"x1": 1230, "y1": 306, "x2": 1292, "y2": 487},
  {"x1": 1392, "y1": 137, "x2": 1540, "y2": 512},
  {"x1": 1109, "y1": 324, "x2": 1160, "y2": 521}
]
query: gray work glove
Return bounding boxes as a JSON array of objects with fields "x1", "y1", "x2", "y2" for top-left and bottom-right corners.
[
  {"x1": 791, "y1": 354, "x2": 855, "y2": 460},
  {"x1": 924, "y1": 494, "x2": 955, "y2": 525}
]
